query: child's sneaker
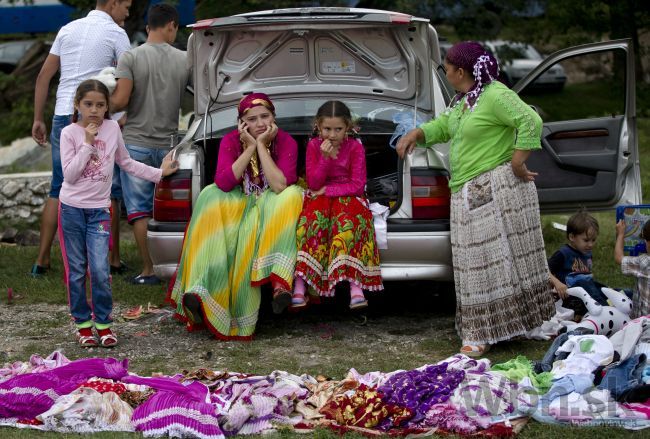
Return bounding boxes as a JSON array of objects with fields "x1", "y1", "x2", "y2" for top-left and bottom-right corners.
[
  {"x1": 97, "y1": 328, "x2": 118, "y2": 347},
  {"x1": 77, "y1": 327, "x2": 98, "y2": 347}
]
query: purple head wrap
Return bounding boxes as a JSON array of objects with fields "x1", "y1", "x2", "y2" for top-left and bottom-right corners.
[{"x1": 445, "y1": 41, "x2": 500, "y2": 111}]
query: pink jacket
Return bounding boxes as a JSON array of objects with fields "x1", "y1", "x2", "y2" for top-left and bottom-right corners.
[
  {"x1": 59, "y1": 120, "x2": 162, "y2": 208},
  {"x1": 306, "y1": 137, "x2": 366, "y2": 197}
]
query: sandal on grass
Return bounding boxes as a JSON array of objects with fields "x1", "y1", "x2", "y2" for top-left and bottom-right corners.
[
  {"x1": 97, "y1": 328, "x2": 118, "y2": 348},
  {"x1": 460, "y1": 344, "x2": 490, "y2": 358},
  {"x1": 30, "y1": 264, "x2": 50, "y2": 278},
  {"x1": 122, "y1": 305, "x2": 144, "y2": 320},
  {"x1": 130, "y1": 274, "x2": 161, "y2": 285},
  {"x1": 77, "y1": 328, "x2": 98, "y2": 347},
  {"x1": 110, "y1": 261, "x2": 130, "y2": 275}
]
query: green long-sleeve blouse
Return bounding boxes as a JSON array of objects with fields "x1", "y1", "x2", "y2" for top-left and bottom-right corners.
[{"x1": 418, "y1": 81, "x2": 543, "y2": 193}]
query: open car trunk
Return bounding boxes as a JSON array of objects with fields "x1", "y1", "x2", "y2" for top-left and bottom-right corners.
[{"x1": 197, "y1": 132, "x2": 400, "y2": 210}]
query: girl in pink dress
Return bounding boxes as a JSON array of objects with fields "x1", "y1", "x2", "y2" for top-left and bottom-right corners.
[{"x1": 292, "y1": 101, "x2": 383, "y2": 310}]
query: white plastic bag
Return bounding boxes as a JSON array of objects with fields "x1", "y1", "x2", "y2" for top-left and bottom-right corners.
[{"x1": 370, "y1": 202, "x2": 390, "y2": 249}]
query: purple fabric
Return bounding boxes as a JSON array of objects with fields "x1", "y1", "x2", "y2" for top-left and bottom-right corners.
[
  {"x1": 445, "y1": 41, "x2": 500, "y2": 111},
  {"x1": 126, "y1": 375, "x2": 225, "y2": 438},
  {"x1": 423, "y1": 403, "x2": 482, "y2": 434},
  {"x1": 0, "y1": 351, "x2": 70, "y2": 384},
  {"x1": 377, "y1": 363, "x2": 465, "y2": 428},
  {"x1": 214, "y1": 129, "x2": 298, "y2": 194},
  {"x1": 0, "y1": 357, "x2": 128, "y2": 419},
  {"x1": 212, "y1": 371, "x2": 310, "y2": 436}
]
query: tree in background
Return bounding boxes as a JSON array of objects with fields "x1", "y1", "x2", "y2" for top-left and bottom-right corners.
[{"x1": 60, "y1": 0, "x2": 149, "y2": 38}]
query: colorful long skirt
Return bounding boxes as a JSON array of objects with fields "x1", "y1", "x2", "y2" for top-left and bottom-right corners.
[
  {"x1": 295, "y1": 194, "x2": 383, "y2": 296},
  {"x1": 451, "y1": 162, "x2": 555, "y2": 345},
  {"x1": 167, "y1": 184, "x2": 303, "y2": 340}
]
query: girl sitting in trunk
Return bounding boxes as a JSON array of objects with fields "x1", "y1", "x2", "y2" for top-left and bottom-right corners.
[{"x1": 292, "y1": 100, "x2": 383, "y2": 310}]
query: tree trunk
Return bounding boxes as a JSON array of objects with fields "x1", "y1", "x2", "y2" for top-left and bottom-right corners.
[{"x1": 607, "y1": 0, "x2": 645, "y2": 83}]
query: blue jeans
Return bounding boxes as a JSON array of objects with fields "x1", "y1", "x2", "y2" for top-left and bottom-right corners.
[
  {"x1": 59, "y1": 203, "x2": 113, "y2": 328},
  {"x1": 111, "y1": 164, "x2": 122, "y2": 200},
  {"x1": 49, "y1": 115, "x2": 72, "y2": 198},
  {"x1": 120, "y1": 144, "x2": 169, "y2": 224}
]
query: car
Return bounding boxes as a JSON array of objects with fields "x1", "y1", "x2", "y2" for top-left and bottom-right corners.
[
  {"x1": 439, "y1": 36, "x2": 453, "y2": 60},
  {"x1": 0, "y1": 40, "x2": 37, "y2": 74},
  {"x1": 147, "y1": 8, "x2": 640, "y2": 285},
  {"x1": 482, "y1": 40, "x2": 567, "y2": 90}
]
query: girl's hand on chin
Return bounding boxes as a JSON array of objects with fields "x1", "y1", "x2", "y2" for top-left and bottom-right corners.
[{"x1": 85, "y1": 123, "x2": 98, "y2": 145}]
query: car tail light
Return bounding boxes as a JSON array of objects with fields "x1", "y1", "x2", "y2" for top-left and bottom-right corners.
[
  {"x1": 411, "y1": 174, "x2": 450, "y2": 219},
  {"x1": 153, "y1": 171, "x2": 191, "y2": 222}
]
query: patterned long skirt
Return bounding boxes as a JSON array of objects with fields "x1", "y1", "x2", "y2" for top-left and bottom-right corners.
[
  {"x1": 167, "y1": 184, "x2": 303, "y2": 340},
  {"x1": 295, "y1": 194, "x2": 383, "y2": 296},
  {"x1": 451, "y1": 163, "x2": 555, "y2": 345}
]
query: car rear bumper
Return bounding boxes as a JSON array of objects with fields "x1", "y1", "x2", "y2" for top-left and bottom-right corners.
[{"x1": 148, "y1": 220, "x2": 453, "y2": 282}]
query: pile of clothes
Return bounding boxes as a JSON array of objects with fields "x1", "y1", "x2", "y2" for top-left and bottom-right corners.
[{"x1": 2, "y1": 316, "x2": 650, "y2": 436}]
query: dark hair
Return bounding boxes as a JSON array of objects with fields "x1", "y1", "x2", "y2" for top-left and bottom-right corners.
[
  {"x1": 641, "y1": 220, "x2": 650, "y2": 241},
  {"x1": 147, "y1": 4, "x2": 179, "y2": 29},
  {"x1": 566, "y1": 209, "x2": 599, "y2": 239},
  {"x1": 312, "y1": 100, "x2": 353, "y2": 137},
  {"x1": 72, "y1": 79, "x2": 111, "y2": 123}
]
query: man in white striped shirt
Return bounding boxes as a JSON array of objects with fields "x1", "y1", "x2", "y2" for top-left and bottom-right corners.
[{"x1": 31, "y1": 0, "x2": 132, "y2": 278}]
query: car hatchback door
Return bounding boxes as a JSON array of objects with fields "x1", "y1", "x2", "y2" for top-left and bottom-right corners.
[{"x1": 511, "y1": 39, "x2": 641, "y2": 209}]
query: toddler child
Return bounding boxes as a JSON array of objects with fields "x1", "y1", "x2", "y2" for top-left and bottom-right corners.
[{"x1": 548, "y1": 210, "x2": 609, "y2": 317}]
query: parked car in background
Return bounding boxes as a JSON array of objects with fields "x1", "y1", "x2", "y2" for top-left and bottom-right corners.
[
  {"x1": 482, "y1": 40, "x2": 567, "y2": 90},
  {"x1": 147, "y1": 8, "x2": 640, "y2": 285},
  {"x1": 0, "y1": 40, "x2": 37, "y2": 73},
  {"x1": 438, "y1": 36, "x2": 452, "y2": 60}
]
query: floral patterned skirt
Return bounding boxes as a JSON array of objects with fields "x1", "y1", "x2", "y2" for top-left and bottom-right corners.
[{"x1": 295, "y1": 194, "x2": 383, "y2": 296}]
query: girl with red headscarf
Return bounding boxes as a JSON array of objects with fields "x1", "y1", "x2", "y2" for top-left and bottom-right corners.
[
  {"x1": 168, "y1": 93, "x2": 303, "y2": 340},
  {"x1": 397, "y1": 42, "x2": 555, "y2": 357}
]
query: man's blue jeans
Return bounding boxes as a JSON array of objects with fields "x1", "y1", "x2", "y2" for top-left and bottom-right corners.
[
  {"x1": 59, "y1": 203, "x2": 113, "y2": 328},
  {"x1": 49, "y1": 115, "x2": 72, "y2": 198}
]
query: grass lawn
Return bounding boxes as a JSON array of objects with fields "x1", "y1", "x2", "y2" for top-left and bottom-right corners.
[{"x1": 0, "y1": 118, "x2": 648, "y2": 438}]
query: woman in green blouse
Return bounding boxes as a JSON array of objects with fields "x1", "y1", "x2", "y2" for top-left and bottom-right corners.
[{"x1": 397, "y1": 41, "x2": 555, "y2": 357}]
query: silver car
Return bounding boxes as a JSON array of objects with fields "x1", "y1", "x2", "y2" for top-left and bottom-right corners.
[
  {"x1": 482, "y1": 40, "x2": 567, "y2": 90},
  {"x1": 148, "y1": 8, "x2": 641, "y2": 283}
]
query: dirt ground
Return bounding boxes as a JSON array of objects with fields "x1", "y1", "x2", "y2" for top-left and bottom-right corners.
[{"x1": 0, "y1": 284, "x2": 520, "y2": 379}]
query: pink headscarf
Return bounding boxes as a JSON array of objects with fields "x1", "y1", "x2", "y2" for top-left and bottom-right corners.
[
  {"x1": 238, "y1": 92, "x2": 275, "y2": 119},
  {"x1": 445, "y1": 41, "x2": 500, "y2": 111}
]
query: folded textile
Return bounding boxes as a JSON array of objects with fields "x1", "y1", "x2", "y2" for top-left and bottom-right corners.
[{"x1": 37, "y1": 387, "x2": 133, "y2": 433}]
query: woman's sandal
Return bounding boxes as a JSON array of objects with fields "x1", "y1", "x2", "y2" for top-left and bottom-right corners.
[
  {"x1": 460, "y1": 344, "x2": 491, "y2": 358},
  {"x1": 97, "y1": 328, "x2": 118, "y2": 348},
  {"x1": 272, "y1": 289, "x2": 292, "y2": 314}
]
